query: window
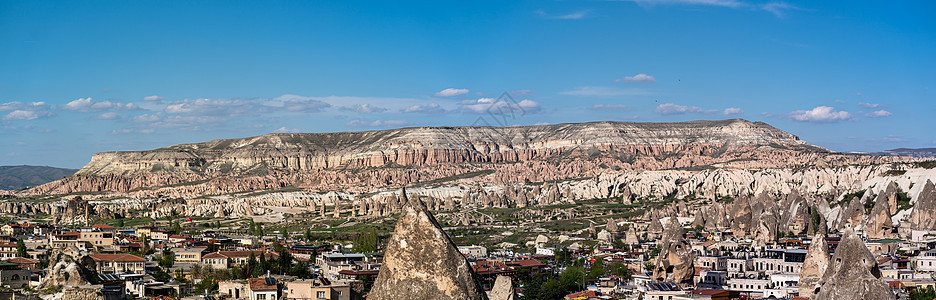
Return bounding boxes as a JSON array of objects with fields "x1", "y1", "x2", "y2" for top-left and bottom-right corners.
[{"x1": 317, "y1": 291, "x2": 326, "y2": 298}]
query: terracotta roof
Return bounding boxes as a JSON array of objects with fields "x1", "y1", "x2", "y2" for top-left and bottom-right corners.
[
  {"x1": 249, "y1": 277, "x2": 277, "y2": 291},
  {"x1": 0, "y1": 243, "x2": 17, "y2": 248},
  {"x1": 91, "y1": 224, "x2": 116, "y2": 229},
  {"x1": 693, "y1": 289, "x2": 729, "y2": 295},
  {"x1": 694, "y1": 266, "x2": 711, "y2": 276},
  {"x1": 509, "y1": 259, "x2": 546, "y2": 268},
  {"x1": 4, "y1": 257, "x2": 39, "y2": 264},
  {"x1": 89, "y1": 253, "x2": 145, "y2": 262}
]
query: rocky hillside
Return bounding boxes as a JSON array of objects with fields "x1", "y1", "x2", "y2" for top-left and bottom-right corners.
[
  {"x1": 0, "y1": 165, "x2": 77, "y2": 190},
  {"x1": 10, "y1": 119, "x2": 917, "y2": 197},
  {"x1": 76, "y1": 119, "x2": 818, "y2": 175}
]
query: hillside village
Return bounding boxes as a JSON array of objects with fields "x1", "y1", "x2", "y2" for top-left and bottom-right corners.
[{"x1": 0, "y1": 183, "x2": 933, "y2": 300}]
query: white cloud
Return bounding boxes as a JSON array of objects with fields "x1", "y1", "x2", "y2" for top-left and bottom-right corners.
[
  {"x1": 165, "y1": 98, "x2": 256, "y2": 115},
  {"x1": 143, "y1": 95, "x2": 164, "y2": 102},
  {"x1": 0, "y1": 101, "x2": 50, "y2": 112},
  {"x1": 865, "y1": 110, "x2": 892, "y2": 118},
  {"x1": 722, "y1": 107, "x2": 744, "y2": 115},
  {"x1": 62, "y1": 97, "x2": 138, "y2": 112},
  {"x1": 858, "y1": 102, "x2": 881, "y2": 109},
  {"x1": 434, "y1": 88, "x2": 470, "y2": 97},
  {"x1": 339, "y1": 104, "x2": 388, "y2": 114},
  {"x1": 132, "y1": 113, "x2": 162, "y2": 123},
  {"x1": 615, "y1": 73, "x2": 656, "y2": 83},
  {"x1": 589, "y1": 104, "x2": 632, "y2": 112},
  {"x1": 3, "y1": 110, "x2": 52, "y2": 120},
  {"x1": 273, "y1": 127, "x2": 301, "y2": 133},
  {"x1": 560, "y1": 86, "x2": 651, "y2": 96},
  {"x1": 460, "y1": 98, "x2": 541, "y2": 114},
  {"x1": 789, "y1": 106, "x2": 852, "y2": 122},
  {"x1": 655, "y1": 103, "x2": 708, "y2": 115},
  {"x1": 403, "y1": 103, "x2": 446, "y2": 114},
  {"x1": 93, "y1": 112, "x2": 120, "y2": 120},
  {"x1": 346, "y1": 119, "x2": 416, "y2": 128}
]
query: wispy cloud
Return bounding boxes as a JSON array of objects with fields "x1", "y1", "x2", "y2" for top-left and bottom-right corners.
[
  {"x1": 143, "y1": 95, "x2": 164, "y2": 102},
  {"x1": 403, "y1": 103, "x2": 446, "y2": 114},
  {"x1": 62, "y1": 97, "x2": 138, "y2": 112},
  {"x1": 339, "y1": 104, "x2": 388, "y2": 114},
  {"x1": 722, "y1": 107, "x2": 744, "y2": 115},
  {"x1": 460, "y1": 98, "x2": 542, "y2": 114},
  {"x1": 0, "y1": 101, "x2": 50, "y2": 112},
  {"x1": 560, "y1": 86, "x2": 651, "y2": 96},
  {"x1": 273, "y1": 126, "x2": 301, "y2": 133},
  {"x1": 434, "y1": 88, "x2": 469, "y2": 97},
  {"x1": 761, "y1": 2, "x2": 802, "y2": 18},
  {"x1": 858, "y1": 102, "x2": 881, "y2": 109},
  {"x1": 789, "y1": 106, "x2": 852, "y2": 122},
  {"x1": 655, "y1": 103, "x2": 714, "y2": 115},
  {"x1": 589, "y1": 104, "x2": 632, "y2": 112},
  {"x1": 619, "y1": 0, "x2": 803, "y2": 18},
  {"x1": 865, "y1": 110, "x2": 892, "y2": 118},
  {"x1": 93, "y1": 112, "x2": 121, "y2": 120},
  {"x1": 869, "y1": 134, "x2": 909, "y2": 143},
  {"x1": 536, "y1": 9, "x2": 591, "y2": 20},
  {"x1": 3, "y1": 110, "x2": 53, "y2": 120},
  {"x1": 615, "y1": 73, "x2": 656, "y2": 83},
  {"x1": 619, "y1": 0, "x2": 743, "y2": 8},
  {"x1": 346, "y1": 119, "x2": 416, "y2": 128}
]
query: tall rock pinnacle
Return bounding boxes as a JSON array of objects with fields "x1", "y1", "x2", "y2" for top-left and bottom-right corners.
[
  {"x1": 814, "y1": 228, "x2": 893, "y2": 300},
  {"x1": 799, "y1": 233, "x2": 830, "y2": 299},
  {"x1": 370, "y1": 187, "x2": 488, "y2": 300},
  {"x1": 652, "y1": 216, "x2": 695, "y2": 287}
]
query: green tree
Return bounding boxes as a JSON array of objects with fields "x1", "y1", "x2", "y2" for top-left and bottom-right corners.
[
  {"x1": 609, "y1": 261, "x2": 631, "y2": 279},
  {"x1": 117, "y1": 219, "x2": 125, "y2": 227},
  {"x1": 16, "y1": 239, "x2": 28, "y2": 258},
  {"x1": 304, "y1": 228, "x2": 312, "y2": 242},
  {"x1": 158, "y1": 249, "x2": 174, "y2": 268},
  {"x1": 152, "y1": 267, "x2": 171, "y2": 282},
  {"x1": 586, "y1": 259, "x2": 605, "y2": 280},
  {"x1": 247, "y1": 254, "x2": 259, "y2": 278},
  {"x1": 911, "y1": 286, "x2": 936, "y2": 300},
  {"x1": 560, "y1": 266, "x2": 585, "y2": 291}
]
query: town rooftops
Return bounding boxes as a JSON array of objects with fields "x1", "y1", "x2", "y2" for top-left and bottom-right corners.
[
  {"x1": 249, "y1": 277, "x2": 277, "y2": 291},
  {"x1": 91, "y1": 224, "x2": 116, "y2": 229},
  {"x1": 89, "y1": 253, "x2": 145, "y2": 262}
]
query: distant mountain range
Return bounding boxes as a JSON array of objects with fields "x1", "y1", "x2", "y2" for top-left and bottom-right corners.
[
  {"x1": 0, "y1": 166, "x2": 77, "y2": 190},
  {"x1": 876, "y1": 148, "x2": 936, "y2": 158}
]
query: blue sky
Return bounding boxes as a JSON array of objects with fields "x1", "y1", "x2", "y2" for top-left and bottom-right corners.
[{"x1": 1, "y1": 0, "x2": 934, "y2": 168}]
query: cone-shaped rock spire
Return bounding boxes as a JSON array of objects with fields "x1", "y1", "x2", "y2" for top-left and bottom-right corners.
[{"x1": 370, "y1": 187, "x2": 488, "y2": 300}]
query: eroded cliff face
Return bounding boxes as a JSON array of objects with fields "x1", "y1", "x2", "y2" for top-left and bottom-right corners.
[{"x1": 76, "y1": 120, "x2": 814, "y2": 175}]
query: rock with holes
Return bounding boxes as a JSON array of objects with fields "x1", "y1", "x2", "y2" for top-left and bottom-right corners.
[
  {"x1": 814, "y1": 228, "x2": 893, "y2": 300},
  {"x1": 799, "y1": 233, "x2": 830, "y2": 299},
  {"x1": 909, "y1": 180, "x2": 936, "y2": 230},
  {"x1": 487, "y1": 275, "x2": 516, "y2": 300},
  {"x1": 369, "y1": 188, "x2": 488, "y2": 300},
  {"x1": 652, "y1": 216, "x2": 695, "y2": 287}
]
